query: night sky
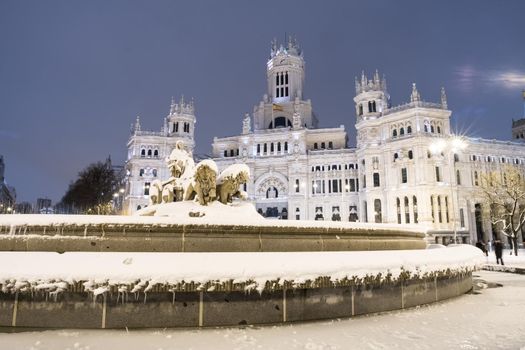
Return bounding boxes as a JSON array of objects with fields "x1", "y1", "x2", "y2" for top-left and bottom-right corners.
[{"x1": 1, "y1": 0, "x2": 524, "y2": 204}]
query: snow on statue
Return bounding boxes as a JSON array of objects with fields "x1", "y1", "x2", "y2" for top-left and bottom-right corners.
[{"x1": 137, "y1": 141, "x2": 251, "y2": 216}]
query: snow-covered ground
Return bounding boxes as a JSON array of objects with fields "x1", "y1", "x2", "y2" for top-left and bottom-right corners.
[
  {"x1": 484, "y1": 249, "x2": 525, "y2": 268},
  {"x1": 0, "y1": 270, "x2": 523, "y2": 350}
]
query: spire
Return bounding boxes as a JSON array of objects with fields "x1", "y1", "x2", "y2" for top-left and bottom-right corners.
[
  {"x1": 355, "y1": 76, "x2": 360, "y2": 94},
  {"x1": 410, "y1": 83, "x2": 421, "y2": 102},
  {"x1": 441, "y1": 87, "x2": 448, "y2": 109},
  {"x1": 170, "y1": 96, "x2": 176, "y2": 115},
  {"x1": 134, "y1": 116, "x2": 141, "y2": 132},
  {"x1": 373, "y1": 69, "x2": 380, "y2": 85},
  {"x1": 242, "y1": 113, "x2": 251, "y2": 134}
]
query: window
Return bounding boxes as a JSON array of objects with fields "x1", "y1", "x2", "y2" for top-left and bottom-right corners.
[
  {"x1": 401, "y1": 168, "x2": 407, "y2": 183},
  {"x1": 277, "y1": 142, "x2": 281, "y2": 152},
  {"x1": 437, "y1": 196, "x2": 442, "y2": 223},
  {"x1": 141, "y1": 149, "x2": 146, "y2": 157},
  {"x1": 362, "y1": 175, "x2": 366, "y2": 188},
  {"x1": 393, "y1": 129, "x2": 398, "y2": 138},
  {"x1": 407, "y1": 126, "x2": 412, "y2": 134},
  {"x1": 144, "y1": 182, "x2": 150, "y2": 196},
  {"x1": 431, "y1": 196, "x2": 435, "y2": 223},
  {"x1": 363, "y1": 201, "x2": 368, "y2": 222},
  {"x1": 400, "y1": 127, "x2": 405, "y2": 136},
  {"x1": 224, "y1": 150, "x2": 228, "y2": 157},
  {"x1": 445, "y1": 196, "x2": 450, "y2": 223},
  {"x1": 358, "y1": 104, "x2": 363, "y2": 116},
  {"x1": 174, "y1": 122, "x2": 179, "y2": 133},
  {"x1": 435, "y1": 166, "x2": 441, "y2": 182},
  {"x1": 431, "y1": 125, "x2": 435, "y2": 133},
  {"x1": 437, "y1": 126, "x2": 441, "y2": 134},
  {"x1": 263, "y1": 144, "x2": 267, "y2": 153},
  {"x1": 154, "y1": 149, "x2": 159, "y2": 158},
  {"x1": 404, "y1": 197, "x2": 410, "y2": 224},
  {"x1": 314, "y1": 142, "x2": 318, "y2": 150},
  {"x1": 295, "y1": 179, "x2": 300, "y2": 193},
  {"x1": 460, "y1": 208, "x2": 465, "y2": 228},
  {"x1": 374, "y1": 199, "x2": 382, "y2": 223},
  {"x1": 230, "y1": 149, "x2": 234, "y2": 157},
  {"x1": 321, "y1": 142, "x2": 326, "y2": 149},
  {"x1": 332, "y1": 179, "x2": 339, "y2": 193},
  {"x1": 147, "y1": 149, "x2": 152, "y2": 157},
  {"x1": 284, "y1": 142, "x2": 288, "y2": 151},
  {"x1": 413, "y1": 196, "x2": 418, "y2": 224},
  {"x1": 152, "y1": 169, "x2": 157, "y2": 177},
  {"x1": 257, "y1": 144, "x2": 261, "y2": 154},
  {"x1": 396, "y1": 198, "x2": 401, "y2": 224},
  {"x1": 373, "y1": 173, "x2": 380, "y2": 187},
  {"x1": 474, "y1": 171, "x2": 479, "y2": 186},
  {"x1": 349, "y1": 178, "x2": 356, "y2": 192},
  {"x1": 139, "y1": 169, "x2": 144, "y2": 177},
  {"x1": 394, "y1": 153, "x2": 399, "y2": 161},
  {"x1": 270, "y1": 143, "x2": 274, "y2": 152},
  {"x1": 456, "y1": 170, "x2": 461, "y2": 185},
  {"x1": 454, "y1": 153, "x2": 459, "y2": 162},
  {"x1": 408, "y1": 150, "x2": 413, "y2": 159},
  {"x1": 328, "y1": 141, "x2": 333, "y2": 149},
  {"x1": 137, "y1": 205, "x2": 142, "y2": 211}
]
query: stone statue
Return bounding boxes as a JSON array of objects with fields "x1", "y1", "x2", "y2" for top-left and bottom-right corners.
[
  {"x1": 216, "y1": 164, "x2": 250, "y2": 204},
  {"x1": 149, "y1": 180, "x2": 163, "y2": 205},
  {"x1": 185, "y1": 160, "x2": 218, "y2": 205}
]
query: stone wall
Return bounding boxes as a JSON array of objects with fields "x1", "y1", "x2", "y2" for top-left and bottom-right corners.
[{"x1": 0, "y1": 273, "x2": 472, "y2": 329}]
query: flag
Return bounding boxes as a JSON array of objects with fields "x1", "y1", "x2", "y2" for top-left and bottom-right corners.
[
  {"x1": 272, "y1": 103, "x2": 284, "y2": 112},
  {"x1": 522, "y1": 90, "x2": 525, "y2": 100}
]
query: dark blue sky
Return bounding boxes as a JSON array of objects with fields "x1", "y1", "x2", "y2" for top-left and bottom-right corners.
[{"x1": 1, "y1": 0, "x2": 524, "y2": 204}]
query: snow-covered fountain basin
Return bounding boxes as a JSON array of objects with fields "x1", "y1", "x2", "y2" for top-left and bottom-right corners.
[
  {"x1": 0, "y1": 202, "x2": 427, "y2": 252},
  {"x1": 0, "y1": 246, "x2": 484, "y2": 329}
]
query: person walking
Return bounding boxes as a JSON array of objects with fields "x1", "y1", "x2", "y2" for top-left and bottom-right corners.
[{"x1": 494, "y1": 239, "x2": 504, "y2": 265}]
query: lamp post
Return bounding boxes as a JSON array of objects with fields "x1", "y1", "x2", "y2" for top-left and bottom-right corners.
[{"x1": 429, "y1": 136, "x2": 468, "y2": 244}]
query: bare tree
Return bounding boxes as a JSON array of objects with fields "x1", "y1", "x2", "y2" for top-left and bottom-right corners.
[{"x1": 481, "y1": 165, "x2": 525, "y2": 255}]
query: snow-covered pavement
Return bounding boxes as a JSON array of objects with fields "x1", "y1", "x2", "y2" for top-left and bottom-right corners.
[{"x1": 0, "y1": 270, "x2": 523, "y2": 350}]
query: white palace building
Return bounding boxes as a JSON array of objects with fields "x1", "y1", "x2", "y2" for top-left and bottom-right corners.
[{"x1": 124, "y1": 38, "x2": 525, "y2": 245}]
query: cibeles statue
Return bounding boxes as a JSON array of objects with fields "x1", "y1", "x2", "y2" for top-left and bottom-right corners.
[{"x1": 145, "y1": 141, "x2": 251, "y2": 210}]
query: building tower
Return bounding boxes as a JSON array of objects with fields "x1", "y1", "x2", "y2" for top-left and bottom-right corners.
[
  {"x1": 252, "y1": 36, "x2": 318, "y2": 131},
  {"x1": 354, "y1": 70, "x2": 390, "y2": 122}
]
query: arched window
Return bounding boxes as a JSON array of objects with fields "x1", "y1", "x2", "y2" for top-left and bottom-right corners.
[
  {"x1": 408, "y1": 150, "x2": 413, "y2": 159},
  {"x1": 154, "y1": 149, "x2": 159, "y2": 158},
  {"x1": 153, "y1": 169, "x2": 158, "y2": 177},
  {"x1": 277, "y1": 142, "x2": 281, "y2": 152},
  {"x1": 437, "y1": 126, "x2": 441, "y2": 134},
  {"x1": 174, "y1": 122, "x2": 179, "y2": 133},
  {"x1": 284, "y1": 142, "x2": 288, "y2": 152},
  {"x1": 392, "y1": 129, "x2": 397, "y2": 138},
  {"x1": 223, "y1": 150, "x2": 228, "y2": 157},
  {"x1": 368, "y1": 101, "x2": 373, "y2": 113},
  {"x1": 266, "y1": 186, "x2": 278, "y2": 199},
  {"x1": 269, "y1": 117, "x2": 292, "y2": 129},
  {"x1": 139, "y1": 169, "x2": 144, "y2": 177},
  {"x1": 396, "y1": 198, "x2": 401, "y2": 224},
  {"x1": 454, "y1": 153, "x2": 459, "y2": 162},
  {"x1": 257, "y1": 144, "x2": 261, "y2": 154},
  {"x1": 358, "y1": 104, "x2": 363, "y2": 116},
  {"x1": 371, "y1": 101, "x2": 377, "y2": 112},
  {"x1": 270, "y1": 143, "x2": 274, "y2": 152},
  {"x1": 147, "y1": 149, "x2": 152, "y2": 157},
  {"x1": 374, "y1": 199, "x2": 382, "y2": 223},
  {"x1": 328, "y1": 141, "x2": 333, "y2": 149},
  {"x1": 141, "y1": 149, "x2": 146, "y2": 157},
  {"x1": 314, "y1": 142, "x2": 318, "y2": 150},
  {"x1": 407, "y1": 126, "x2": 412, "y2": 134},
  {"x1": 431, "y1": 125, "x2": 435, "y2": 133},
  {"x1": 413, "y1": 196, "x2": 418, "y2": 223},
  {"x1": 404, "y1": 196, "x2": 410, "y2": 224},
  {"x1": 263, "y1": 144, "x2": 267, "y2": 153},
  {"x1": 394, "y1": 153, "x2": 399, "y2": 161},
  {"x1": 400, "y1": 127, "x2": 405, "y2": 136},
  {"x1": 230, "y1": 149, "x2": 234, "y2": 157},
  {"x1": 321, "y1": 142, "x2": 326, "y2": 149}
]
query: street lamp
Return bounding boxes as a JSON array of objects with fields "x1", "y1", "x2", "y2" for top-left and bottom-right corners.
[{"x1": 429, "y1": 136, "x2": 468, "y2": 244}]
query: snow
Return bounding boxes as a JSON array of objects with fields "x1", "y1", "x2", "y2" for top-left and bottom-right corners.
[
  {"x1": 0, "y1": 270, "x2": 523, "y2": 349},
  {"x1": 195, "y1": 159, "x2": 219, "y2": 175},
  {"x1": 0, "y1": 245, "x2": 483, "y2": 294},
  {"x1": 217, "y1": 163, "x2": 250, "y2": 185},
  {"x1": 0, "y1": 201, "x2": 429, "y2": 234}
]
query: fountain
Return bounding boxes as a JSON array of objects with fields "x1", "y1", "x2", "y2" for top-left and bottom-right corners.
[{"x1": 0, "y1": 143, "x2": 483, "y2": 329}]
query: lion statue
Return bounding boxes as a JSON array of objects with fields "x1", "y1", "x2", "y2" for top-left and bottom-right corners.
[
  {"x1": 216, "y1": 164, "x2": 250, "y2": 204},
  {"x1": 148, "y1": 179, "x2": 163, "y2": 205},
  {"x1": 185, "y1": 160, "x2": 218, "y2": 205}
]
